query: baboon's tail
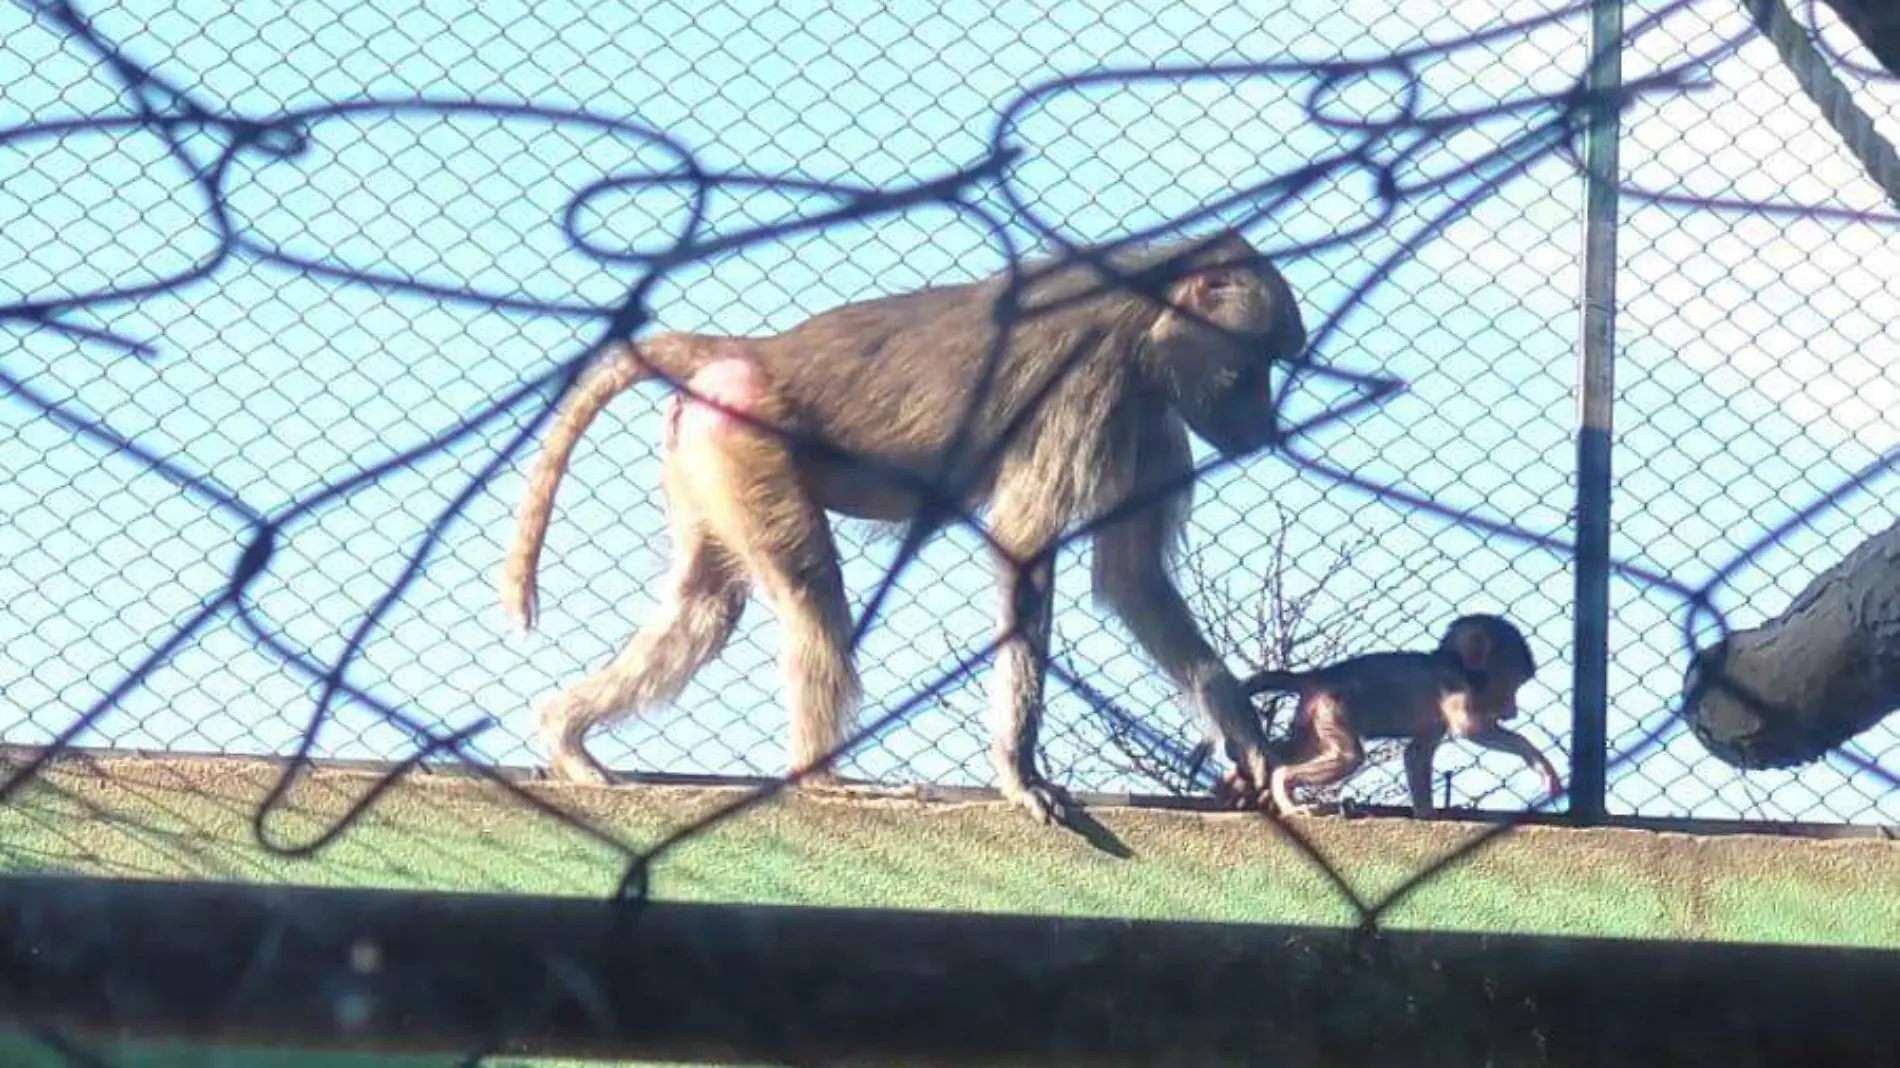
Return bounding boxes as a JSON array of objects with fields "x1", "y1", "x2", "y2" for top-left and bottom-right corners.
[
  {"x1": 498, "y1": 333, "x2": 712, "y2": 636},
  {"x1": 1239, "y1": 668, "x2": 1308, "y2": 697}
]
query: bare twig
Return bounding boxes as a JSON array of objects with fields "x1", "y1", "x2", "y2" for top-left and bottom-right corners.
[{"x1": 1093, "y1": 500, "x2": 1405, "y2": 804}]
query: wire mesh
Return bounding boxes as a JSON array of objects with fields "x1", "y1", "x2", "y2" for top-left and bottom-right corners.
[
  {"x1": 4, "y1": 0, "x2": 1898, "y2": 828},
  {"x1": 6, "y1": 0, "x2": 1900, "y2": 1062},
  {"x1": 3, "y1": 2, "x2": 1900, "y2": 1059}
]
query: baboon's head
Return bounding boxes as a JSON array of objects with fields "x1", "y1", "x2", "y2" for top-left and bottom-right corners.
[
  {"x1": 1139, "y1": 229, "x2": 1307, "y2": 457},
  {"x1": 1442, "y1": 613, "x2": 1538, "y2": 721}
]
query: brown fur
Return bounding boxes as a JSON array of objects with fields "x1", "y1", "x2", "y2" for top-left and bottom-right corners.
[
  {"x1": 499, "y1": 229, "x2": 1308, "y2": 824},
  {"x1": 1238, "y1": 614, "x2": 1564, "y2": 818}
]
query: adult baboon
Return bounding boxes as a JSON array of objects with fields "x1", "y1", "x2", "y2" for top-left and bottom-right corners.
[{"x1": 499, "y1": 229, "x2": 1308, "y2": 824}]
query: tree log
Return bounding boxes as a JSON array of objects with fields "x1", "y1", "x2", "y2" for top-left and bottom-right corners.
[
  {"x1": 1817, "y1": 0, "x2": 1900, "y2": 79},
  {"x1": 1681, "y1": 519, "x2": 1900, "y2": 768}
]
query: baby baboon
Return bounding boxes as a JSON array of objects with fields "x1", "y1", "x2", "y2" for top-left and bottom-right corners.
[
  {"x1": 1239, "y1": 614, "x2": 1564, "y2": 818},
  {"x1": 500, "y1": 229, "x2": 1309, "y2": 825}
]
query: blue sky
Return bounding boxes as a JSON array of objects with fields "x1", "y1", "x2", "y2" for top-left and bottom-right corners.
[{"x1": 2, "y1": 0, "x2": 1896, "y2": 824}]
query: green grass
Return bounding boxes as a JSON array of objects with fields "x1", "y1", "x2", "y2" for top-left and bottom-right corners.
[
  {"x1": 3, "y1": 754, "x2": 1897, "y2": 1066},
  {"x1": 6, "y1": 754, "x2": 1897, "y2": 941}
]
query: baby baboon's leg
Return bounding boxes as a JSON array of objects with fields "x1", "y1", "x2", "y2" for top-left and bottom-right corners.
[
  {"x1": 1402, "y1": 737, "x2": 1441, "y2": 818},
  {"x1": 537, "y1": 440, "x2": 751, "y2": 784},
  {"x1": 1268, "y1": 694, "x2": 1365, "y2": 816},
  {"x1": 673, "y1": 357, "x2": 860, "y2": 783}
]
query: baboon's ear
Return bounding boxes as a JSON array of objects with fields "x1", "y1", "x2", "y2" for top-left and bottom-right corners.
[
  {"x1": 1453, "y1": 625, "x2": 1493, "y2": 673},
  {"x1": 1187, "y1": 227, "x2": 1260, "y2": 273},
  {"x1": 1168, "y1": 268, "x2": 1244, "y2": 318},
  {"x1": 1157, "y1": 231, "x2": 1252, "y2": 316}
]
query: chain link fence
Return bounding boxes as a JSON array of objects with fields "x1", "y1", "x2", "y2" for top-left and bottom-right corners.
[{"x1": 2, "y1": 0, "x2": 1897, "y2": 835}]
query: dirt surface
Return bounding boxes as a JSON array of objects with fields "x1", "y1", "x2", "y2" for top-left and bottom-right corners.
[{"x1": 3, "y1": 751, "x2": 1896, "y2": 945}]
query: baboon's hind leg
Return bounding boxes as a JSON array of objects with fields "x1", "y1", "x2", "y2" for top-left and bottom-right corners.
[
  {"x1": 672, "y1": 357, "x2": 861, "y2": 784},
  {"x1": 536, "y1": 439, "x2": 751, "y2": 784}
]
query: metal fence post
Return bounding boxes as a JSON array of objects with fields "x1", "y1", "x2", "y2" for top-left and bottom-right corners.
[{"x1": 1572, "y1": 0, "x2": 1625, "y2": 824}]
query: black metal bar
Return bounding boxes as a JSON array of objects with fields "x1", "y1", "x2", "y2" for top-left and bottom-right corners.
[
  {"x1": 1, "y1": 874, "x2": 1897, "y2": 1066},
  {"x1": 1571, "y1": 0, "x2": 1625, "y2": 825}
]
